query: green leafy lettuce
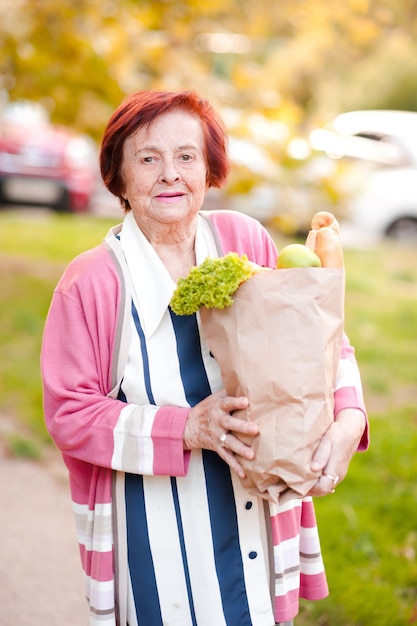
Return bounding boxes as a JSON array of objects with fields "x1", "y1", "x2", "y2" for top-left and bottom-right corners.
[{"x1": 170, "y1": 252, "x2": 255, "y2": 315}]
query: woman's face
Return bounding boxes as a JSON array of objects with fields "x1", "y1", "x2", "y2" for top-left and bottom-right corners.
[{"x1": 121, "y1": 109, "x2": 208, "y2": 234}]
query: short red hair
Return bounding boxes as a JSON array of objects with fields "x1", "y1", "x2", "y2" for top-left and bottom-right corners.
[{"x1": 100, "y1": 90, "x2": 231, "y2": 210}]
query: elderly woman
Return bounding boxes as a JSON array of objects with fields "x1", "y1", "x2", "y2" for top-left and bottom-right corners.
[{"x1": 41, "y1": 90, "x2": 368, "y2": 626}]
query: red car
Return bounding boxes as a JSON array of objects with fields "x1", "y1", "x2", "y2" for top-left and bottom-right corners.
[{"x1": 0, "y1": 102, "x2": 100, "y2": 213}]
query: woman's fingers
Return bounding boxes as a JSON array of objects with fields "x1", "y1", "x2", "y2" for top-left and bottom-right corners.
[
  {"x1": 185, "y1": 392, "x2": 259, "y2": 477},
  {"x1": 309, "y1": 409, "x2": 366, "y2": 497},
  {"x1": 216, "y1": 427, "x2": 259, "y2": 478},
  {"x1": 217, "y1": 429, "x2": 256, "y2": 459},
  {"x1": 216, "y1": 433, "x2": 253, "y2": 478}
]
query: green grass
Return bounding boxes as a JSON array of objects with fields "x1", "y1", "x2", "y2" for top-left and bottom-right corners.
[
  {"x1": 0, "y1": 210, "x2": 119, "y2": 445},
  {"x1": 299, "y1": 406, "x2": 417, "y2": 625},
  {"x1": 1, "y1": 209, "x2": 417, "y2": 625},
  {"x1": 298, "y1": 242, "x2": 417, "y2": 626},
  {"x1": 0, "y1": 209, "x2": 118, "y2": 262}
]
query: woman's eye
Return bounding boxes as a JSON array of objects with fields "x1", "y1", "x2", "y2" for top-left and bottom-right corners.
[
  {"x1": 181, "y1": 154, "x2": 192, "y2": 162},
  {"x1": 142, "y1": 156, "x2": 154, "y2": 163}
]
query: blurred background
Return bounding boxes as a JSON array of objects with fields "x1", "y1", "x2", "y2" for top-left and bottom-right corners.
[
  {"x1": 1, "y1": 1, "x2": 417, "y2": 625},
  {"x1": 2, "y1": 0, "x2": 417, "y2": 240}
]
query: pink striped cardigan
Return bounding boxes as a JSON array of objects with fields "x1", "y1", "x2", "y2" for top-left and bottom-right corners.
[{"x1": 41, "y1": 209, "x2": 368, "y2": 624}]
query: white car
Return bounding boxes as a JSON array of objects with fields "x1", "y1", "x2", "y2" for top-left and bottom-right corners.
[{"x1": 310, "y1": 110, "x2": 417, "y2": 241}]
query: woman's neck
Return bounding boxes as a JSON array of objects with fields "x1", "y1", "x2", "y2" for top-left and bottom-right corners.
[
  {"x1": 137, "y1": 217, "x2": 198, "y2": 282},
  {"x1": 153, "y1": 238, "x2": 196, "y2": 282}
]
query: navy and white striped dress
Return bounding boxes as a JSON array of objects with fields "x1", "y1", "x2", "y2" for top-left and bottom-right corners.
[{"x1": 114, "y1": 212, "x2": 276, "y2": 626}]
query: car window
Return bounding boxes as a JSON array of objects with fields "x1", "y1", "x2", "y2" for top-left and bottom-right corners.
[
  {"x1": 310, "y1": 128, "x2": 408, "y2": 166},
  {"x1": 353, "y1": 132, "x2": 410, "y2": 166}
]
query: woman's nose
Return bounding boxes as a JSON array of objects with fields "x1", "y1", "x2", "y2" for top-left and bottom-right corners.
[{"x1": 159, "y1": 159, "x2": 181, "y2": 184}]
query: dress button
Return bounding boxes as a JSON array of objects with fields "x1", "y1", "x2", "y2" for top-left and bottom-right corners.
[
  {"x1": 245, "y1": 501, "x2": 253, "y2": 510},
  {"x1": 248, "y1": 551, "x2": 257, "y2": 559}
]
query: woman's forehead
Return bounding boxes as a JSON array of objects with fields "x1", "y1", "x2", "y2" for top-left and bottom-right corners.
[{"x1": 126, "y1": 109, "x2": 204, "y2": 150}]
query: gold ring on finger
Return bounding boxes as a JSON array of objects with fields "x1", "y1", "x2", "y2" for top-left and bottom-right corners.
[{"x1": 323, "y1": 473, "x2": 339, "y2": 487}]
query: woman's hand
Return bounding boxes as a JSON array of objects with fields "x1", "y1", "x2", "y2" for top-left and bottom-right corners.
[
  {"x1": 308, "y1": 408, "x2": 366, "y2": 497},
  {"x1": 183, "y1": 391, "x2": 259, "y2": 478}
]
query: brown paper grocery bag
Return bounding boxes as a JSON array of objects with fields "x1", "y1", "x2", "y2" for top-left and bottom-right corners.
[{"x1": 199, "y1": 267, "x2": 344, "y2": 504}]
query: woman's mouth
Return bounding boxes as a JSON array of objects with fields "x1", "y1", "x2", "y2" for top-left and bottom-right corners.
[{"x1": 156, "y1": 192, "x2": 185, "y2": 202}]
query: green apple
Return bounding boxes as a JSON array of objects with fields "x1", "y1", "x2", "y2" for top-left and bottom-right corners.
[{"x1": 277, "y1": 244, "x2": 321, "y2": 269}]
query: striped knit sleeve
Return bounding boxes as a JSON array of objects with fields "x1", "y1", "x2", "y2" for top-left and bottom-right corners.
[
  {"x1": 334, "y1": 333, "x2": 369, "y2": 450},
  {"x1": 111, "y1": 404, "x2": 191, "y2": 476},
  {"x1": 269, "y1": 497, "x2": 329, "y2": 622}
]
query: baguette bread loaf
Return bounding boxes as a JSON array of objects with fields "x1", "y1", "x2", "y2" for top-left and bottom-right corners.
[{"x1": 306, "y1": 211, "x2": 344, "y2": 268}]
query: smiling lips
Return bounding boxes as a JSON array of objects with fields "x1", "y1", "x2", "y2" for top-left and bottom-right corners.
[{"x1": 156, "y1": 191, "x2": 185, "y2": 202}]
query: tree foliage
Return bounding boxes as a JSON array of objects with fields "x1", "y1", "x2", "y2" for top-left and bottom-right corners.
[{"x1": 1, "y1": 0, "x2": 417, "y2": 138}]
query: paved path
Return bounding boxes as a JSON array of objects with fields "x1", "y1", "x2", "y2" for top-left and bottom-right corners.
[{"x1": 0, "y1": 448, "x2": 89, "y2": 625}]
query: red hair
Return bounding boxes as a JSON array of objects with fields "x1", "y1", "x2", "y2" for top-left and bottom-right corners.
[{"x1": 100, "y1": 90, "x2": 231, "y2": 210}]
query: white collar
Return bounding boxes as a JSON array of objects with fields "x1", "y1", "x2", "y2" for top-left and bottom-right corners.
[{"x1": 120, "y1": 211, "x2": 219, "y2": 338}]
